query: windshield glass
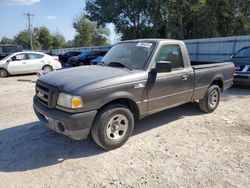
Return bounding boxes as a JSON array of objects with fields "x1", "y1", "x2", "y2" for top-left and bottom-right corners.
[
  {"x1": 234, "y1": 47, "x2": 250, "y2": 58},
  {"x1": 79, "y1": 51, "x2": 91, "y2": 56},
  {"x1": 102, "y1": 42, "x2": 155, "y2": 70}
]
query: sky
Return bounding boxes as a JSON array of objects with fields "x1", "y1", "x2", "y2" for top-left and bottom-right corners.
[{"x1": 0, "y1": 0, "x2": 117, "y2": 44}]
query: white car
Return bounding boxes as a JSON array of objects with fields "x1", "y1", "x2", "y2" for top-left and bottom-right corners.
[{"x1": 0, "y1": 51, "x2": 62, "y2": 77}]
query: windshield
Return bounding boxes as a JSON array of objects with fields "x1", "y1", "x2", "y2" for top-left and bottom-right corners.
[
  {"x1": 102, "y1": 42, "x2": 155, "y2": 70},
  {"x1": 234, "y1": 47, "x2": 250, "y2": 58},
  {"x1": 79, "y1": 51, "x2": 91, "y2": 57}
]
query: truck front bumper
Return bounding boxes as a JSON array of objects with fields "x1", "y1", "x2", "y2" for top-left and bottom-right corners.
[
  {"x1": 33, "y1": 97, "x2": 97, "y2": 140},
  {"x1": 234, "y1": 75, "x2": 250, "y2": 86}
]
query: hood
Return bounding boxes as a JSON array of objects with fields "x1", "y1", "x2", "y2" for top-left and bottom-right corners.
[
  {"x1": 38, "y1": 65, "x2": 133, "y2": 93},
  {"x1": 230, "y1": 57, "x2": 250, "y2": 65}
]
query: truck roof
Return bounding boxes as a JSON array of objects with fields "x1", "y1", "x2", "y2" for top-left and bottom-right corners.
[{"x1": 118, "y1": 38, "x2": 182, "y2": 43}]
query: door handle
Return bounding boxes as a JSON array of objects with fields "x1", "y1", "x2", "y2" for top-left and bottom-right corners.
[
  {"x1": 22, "y1": 62, "x2": 27, "y2": 64},
  {"x1": 182, "y1": 74, "x2": 189, "y2": 80}
]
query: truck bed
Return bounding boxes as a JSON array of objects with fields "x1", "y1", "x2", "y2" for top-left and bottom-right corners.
[{"x1": 190, "y1": 61, "x2": 234, "y2": 101}]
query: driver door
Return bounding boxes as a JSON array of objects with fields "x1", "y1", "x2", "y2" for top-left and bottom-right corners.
[{"x1": 148, "y1": 44, "x2": 193, "y2": 113}]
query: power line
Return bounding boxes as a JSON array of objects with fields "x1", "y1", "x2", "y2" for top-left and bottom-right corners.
[{"x1": 24, "y1": 12, "x2": 34, "y2": 50}]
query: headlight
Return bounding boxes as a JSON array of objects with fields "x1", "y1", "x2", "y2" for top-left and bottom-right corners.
[{"x1": 57, "y1": 93, "x2": 83, "y2": 109}]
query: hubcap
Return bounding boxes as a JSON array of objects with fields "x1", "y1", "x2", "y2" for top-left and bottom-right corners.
[
  {"x1": 209, "y1": 89, "x2": 219, "y2": 108},
  {"x1": 0, "y1": 70, "x2": 7, "y2": 77},
  {"x1": 106, "y1": 114, "x2": 129, "y2": 142},
  {"x1": 44, "y1": 67, "x2": 52, "y2": 72}
]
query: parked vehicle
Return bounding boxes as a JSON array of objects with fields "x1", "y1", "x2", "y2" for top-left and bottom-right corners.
[
  {"x1": 0, "y1": 44, "x2": 23, "y2": 60},
  {"x1": 33, "y1": 39, "x2": 234, "y2": 150},
  {"x1": 0, "y1": 51, "x2": 62, "y2": 77},
  {"x1": 58, "y1": 51, "x2": 82, "y2": 63},
  {"x1": 90, "y1": 56, "x2": 104, "y2": 65},
  {"x1": 229, "y1": 46, "x2": 250, "y2": 86},
  {"x1": 68, "y1": 50, "x2": 107, "y2": 66}
]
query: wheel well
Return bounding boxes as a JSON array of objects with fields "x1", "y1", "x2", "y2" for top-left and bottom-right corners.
[
  {"x1": 211, "y1": 79, "x2": 223, "y2": 91},
  {"x1": 0, "y1": 67, "x2": 9, "y2": 74},
  {"x1": 99, "y1": 98, "x2": 140, "y2": 121},
  {"x1": 42, "y1": 65, "x2": 52, "y2": 70}
]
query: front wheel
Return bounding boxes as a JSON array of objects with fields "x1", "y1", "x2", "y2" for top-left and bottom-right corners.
[
  {"x1": 91, "y1": 104, "x2": 134, "y2": 150},
  {"x1": 0, "y1": 68, "x2": 8, "y2": 78},
  {"x1": 199, "y1": 85, "x2": 221, "y2": 113}
]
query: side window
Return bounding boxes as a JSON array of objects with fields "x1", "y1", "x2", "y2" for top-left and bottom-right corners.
[
  {"x1": 156, "y1": 45, "x2": 184, "y2": 69},
  {"x1": 28, "y1": 53, "x2": 44, "y2": 60},
  {"x1": 11, "y1": 54, "x2": 27, "y2": 61}
]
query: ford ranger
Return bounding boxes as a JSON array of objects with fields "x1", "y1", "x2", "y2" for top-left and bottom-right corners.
[{"x1": 33, "y1": 39, "x2": 234, "y2": 150}]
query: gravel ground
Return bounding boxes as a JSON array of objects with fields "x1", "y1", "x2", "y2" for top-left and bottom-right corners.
[{"x1": 0, "y1": 74, "x2": 249, "y2": 188}]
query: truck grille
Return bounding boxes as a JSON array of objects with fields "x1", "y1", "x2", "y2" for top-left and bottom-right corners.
[
  {"x1": 36, "y1": 81, "x2": 59, "y2": 108},
  {"x1": 235, "y1": 64, "x2": 250, "y2": 72}
]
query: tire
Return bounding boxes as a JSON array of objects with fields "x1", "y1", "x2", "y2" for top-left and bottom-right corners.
[
  {"x1": 42, "y1": 65, "x2": 53, "y2": 72},
  {"x1": 91, "y1": 104, "x2": 134, "y2": 150},
  {"x1": 199, "y1": 85, "x2": 221, "y2": 113},
  {"x1": 0, "y1": 68, "x2": 8, "y2": 78}
]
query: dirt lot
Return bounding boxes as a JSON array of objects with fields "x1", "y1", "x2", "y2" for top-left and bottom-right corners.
[{"x1": 0, "y1": 75, "x2": 249, "y2": 188}]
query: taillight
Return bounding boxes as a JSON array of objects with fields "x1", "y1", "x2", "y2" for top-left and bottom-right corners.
[
  {"x1": 53, "y1": 56, "x2": 59, "y2": 61},
  {"x1": 232, "y1": 66, "x2": 235, "y2": 77}
]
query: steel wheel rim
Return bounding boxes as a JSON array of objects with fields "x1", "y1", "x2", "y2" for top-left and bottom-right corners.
[
  {"x1": 43, "y1": 67, "x2": 52, "y2": 72},
  {"x1": 106, "y1": 114, "x2": 129, "y2": 142},
  {"x1": 209, "y1": 89, "x2": 219, "y2": 108},
  {"x1": 0, "y1": 70, "x2": 7, "y2": 77}
]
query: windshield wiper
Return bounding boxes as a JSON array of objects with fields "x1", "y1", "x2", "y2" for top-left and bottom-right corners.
[{"x1": 107, "y1": 62, "x2": 133, "y2": 71}]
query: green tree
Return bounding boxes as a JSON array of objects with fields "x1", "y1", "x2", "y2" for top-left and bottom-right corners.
[
  {"x1": 14, "y1": 30, "x2": 41, "y2": 50},
  {"x1": 202, "y1": 0, "x2": 250, "y2": 37},
  {"x1": 0, "y1": 37, "x2": 14, "y2": 44},
  {"x1": 52, "y1": 32, "x2": 66, "y2": 49},
  {"x1": 14, "y1": 30, "x2": 32, "y2": 50},
  {"x1": 73, "y1": 15, "x2": 110, "y2": 46},
  {"x1": 85, "y1": 0, "x2": 151, "y2": 40},
  {"x1": 34, "y1": 26, "x2": 53, "y2": 50},
  {"x1": 85, "y1": 0, "x2": 250, "y2": 40}
]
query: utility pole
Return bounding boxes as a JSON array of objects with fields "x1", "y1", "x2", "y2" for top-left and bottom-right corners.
[{"x1": 24, "y1": 12, "x2": 34, "y2": 50}]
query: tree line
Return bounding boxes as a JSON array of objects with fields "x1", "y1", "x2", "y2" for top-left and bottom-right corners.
[
  {"x1": 1, "y1": 0, "x2": 249, "y2": 49},
  {"x1": 0, "y1": 15, "x2": 110, "y2": 50},
  {"x1": 85, "y1": 0, "x2": 250, "y2": 40}
]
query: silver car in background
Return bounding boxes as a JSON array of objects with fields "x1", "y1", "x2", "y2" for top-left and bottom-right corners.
[{"x1": 0, "y1": 51, "x2": 62, "y2": 77}]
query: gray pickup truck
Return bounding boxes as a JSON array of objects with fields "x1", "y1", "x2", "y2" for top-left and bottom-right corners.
[{"x1": 33, "y1": 39, "x2": 234, "y2": 150}]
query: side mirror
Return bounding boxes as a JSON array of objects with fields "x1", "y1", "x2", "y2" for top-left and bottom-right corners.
[
  {"x1": 6, "y1": 59, "x2": 12, "y2": 63},
  {"x1": 155, "y1": 61, "x2": 172, "y2": 73}
]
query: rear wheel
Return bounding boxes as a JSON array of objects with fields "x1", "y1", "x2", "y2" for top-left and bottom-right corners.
[
  {"x1": 91, "y1": 104, "x2": 134, "y2": 150},
  {"x1": 42, "y1": 65, "x2": 53, "y2": 72},
  {"x1": 199, "y1": 85, "x2": 221, "y2": 113},
  {"x1": 0, "y1": 68, "x2": 8, "y2": 78}
]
